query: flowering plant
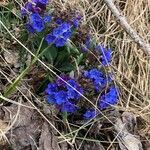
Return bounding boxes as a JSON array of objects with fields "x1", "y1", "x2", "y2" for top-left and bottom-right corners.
[{"x1": 21, "y1": 0, "x2": 119, "y2": 120}]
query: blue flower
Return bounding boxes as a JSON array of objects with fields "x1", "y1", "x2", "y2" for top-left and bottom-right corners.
[
  {"x1": 95, "y1": 45, "x2": 112, "y2": 66},
  {"x1": 61, "y1": 102, "x2": 77, "y2": 113},
  {"x1": 39, "y1": 0, "x2": 48, "y2": 5},
  {"x1": 63, "y1": 31, "x2": 72, "y2": 39},
  {"x1": 83, "y1": 110, "x2": 97, "y2": 119},
  {"x1": 52, "y1": 27, "x2": 63, "y2": 37},
  {"x1": 55, "y1": 19, "x2": 62, "y2": 25},
  {"x1": 21, "y1": 8, "x2": 27, "y2": 17},
  {"x1": 47, "y1": 94, "x2": 56, "y2": 104},
  {"x1": 82, "y1": 36, "x2": 91, "y2": 52},
  {"x1": 29, "y1": 13, "x2": 45, "y2": 32},
  {"x1": 45, "y1": 22, "x2": 72, "y2": 47},
  {"x1": 43, "y1": 15, "x2": 52, "y2": 23},
  {"x1": 84, "y1": 68, "x2": 103, "y2": 79},
  {"x1": 29, "y1": 13, "x2": 41, "y2": 21},
  {"x1": 59, "y1": 23, "x2": 71, "y2": 33},
  {"x1": 25, "y1": 23, "x2": 35, "y2": 33},
  {"x1": 56, "y1": 75, "x2": 70, "y2": 87},
  {"x1": 26, "y1": 2, "x2": 33, "y2": 11},
  {"x1": 72, "y1": 18, "x2": 79, "y2": 28},
  {"x1": 54, "y1": 90, "x2": 68, "y2": 105},
  {"x1": 32, "y1": 20, "x2": 45, "y2": 32},
  {"x1": 55, "y1": 38, "x2": 67, "y2": 47},
  {"x1": 21, "y1": 2, "x2": 33, "y2": 17},
  {"x1": 66, "y1": 79, "x2": 83, "y2": 100},
  {"x1": 45, "y1": 34, "x2": 55, "y2": 44},
  {"x1": 45, "y1": 83, "x2": 58, "y2": 94},
  {"x1": 98, "y1": 86, "x2": 119, "y2": 110},
  {"x1": 33, "y1": 0, "x2": 48, "y2": 5},
  {"x1": 84, "y1": 68, "x2": 108, "y2": 91}
]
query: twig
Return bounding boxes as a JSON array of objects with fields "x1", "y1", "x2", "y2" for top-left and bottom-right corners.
[{"x1": 103, "y1": 0, "x2": 150, "y2": 55}]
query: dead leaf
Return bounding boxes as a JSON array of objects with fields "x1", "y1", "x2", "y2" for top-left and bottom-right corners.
[
  {"x1": 122, "y1": 112, "x2": 137, "y2": 134},
  {"x1": 115, "y1": 118, "x2": 143, "y2": 150},
  {"x1": 1, "y1": 102, "x2": 42, "y2": 150},
  {"x1": 0, "y1": 0, "x2": 7, "y2": 6},
  {"x1": 0, "y1": 119, "x2": 8, "y2": 145},
  {"x1": 3, "y1": 50, "x2": 19, "y2": 66},
  {"x1": 78, "y1": 140, "x2": 105, "y2": 150},
  {"x1": 39, "y1": 122, "x2": 60, "y2": 150}
]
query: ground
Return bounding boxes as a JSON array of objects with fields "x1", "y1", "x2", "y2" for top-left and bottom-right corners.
[{"x1": 0, "y1": 0, "x2": 150, "y2": 150}]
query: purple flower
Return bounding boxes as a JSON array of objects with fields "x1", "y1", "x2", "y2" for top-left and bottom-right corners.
[
  {"x1": 25, "y1": 2, "x2": 33, "y2": 11},
  {"x1": 45, "y1": 83, "x2": 58, "y2": 94},
  {"x1": 54, "y1": 90, "x2": 68, "y2": 105},
  {"x1": 82, "y1": 36, "x2": 91, "y2": 52},
  {"x1": 33, "y1": 0, "x2": 48, "y2": 5},
  {"x1": 21, "y1": 2, "x2": 33, "y2": 17},
  {"x1": 66, "y1": 79, "x2": 83, "y2": 100},
  {"x1": 56, "y1": 75, "x2": 70, "y2": 87},
  {"x1": 25, "y1": 23, "x2": 35, "y2": 33},
  {"x1": 84, "y1": 68, "x2": 111, "y2": 91},
  {"x1": 21, "y1": 8, "x2": 27, "y2": 17},
  {"x1": 61, "y1": 102, "x2": 77, "y2": 113},
  {"x1": 55, "y1": 38, "x2": 67, "y2": 47},
  {"x1": 39, "y1": 0, "x2": 48, "y2": 5},
  {"x1": 98, "y1": 87, "x2": 119, "y2": 110},
  {"x1": 43, "y1": 15, "x2": 52, "y2": 23},
  {"x1": 83, "y1": 110, "x2": 97, "y2": 119},
  {"x1": 95, "y1": 45, "x2": 112, "y2": 66},
  {"x1": 29, "y1": 13, "x2": 45, "y2": 32},
  {"x1": 55, "y1": 19, "x2": 62, "y2": 25},
  {"x1": 72, "y1": 15, "x2": 81, "y2": 28},
  {"x1": 33, "y1": 7, "x2": 42, "y2": 13},
  {"x1": 47, "y1": 94, "x2": 56, "y2": 104},
  {"x1": 45, "y1": 34, "x2": 55, "y2": 44},
  {"x1": 45, "y1": 22, "x2": 72, "y2": 47}
]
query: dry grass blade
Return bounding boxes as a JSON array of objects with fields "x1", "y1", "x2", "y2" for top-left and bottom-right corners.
[{"x1": 103, "y1": 0, "x2": 150, "y2": 55}]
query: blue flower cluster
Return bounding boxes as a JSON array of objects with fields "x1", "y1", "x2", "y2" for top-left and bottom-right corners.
[
  {"x1": 45, "y1": 70, "x2": 118, "y2": 119},
  {"x1": 21, "y1": 0, "x2": 48, "y2": 17},
  {"x1": 21, "y1": 0, "x2": 81, "y2": 47},
  {"x1": 45, "y1": 76, "x2": 83, "y2": 113},
  {"x1": 84, "y1": 68, "x2": 111, "y2": 91},
  {"x1": 82, "y1": 68, "x2": 118, "y2": 119},
  {"x1": 45, "y1": 22, "x2": 72, "y2": 47},
  {"x1": 95, "y1": 45, "x2": 112, "y2": 66},
  {"x1": 21, "y1": 0, "x2": 51, "y2": 33},
  {"x1": 21, "y1": 1, "x2": 119, "y2": 120},
  {"x1": 72, "y1": 15, "x2": 82, "y2": 28},
  {"x1": 82, "y1": 37, "x2": 112, "y2": 66},
  {"x1": 83, "y1": 86, "x2": 118, "y2": 119},
  {"x1": 82, "y1": 36, "x2": 91, "y2": 52},
  {"x1": 99, "y1": 86, "x2": 118, "y2": 110},
  {"x1": 83, "y1": 109, "x2": 97, "y2": 119}
]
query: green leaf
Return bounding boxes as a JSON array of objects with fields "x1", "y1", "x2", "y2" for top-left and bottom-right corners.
[
  {"x1": 59, "y1": 63, "x2": 75, "y2": 72},
  {"x1": 66, "y1": 42, "x2": 80, "y2": 54},
  {"x1": 62, "y1": 112, "x2": 68, "y2": 122},
  {"x1": 42, "y1": 46, "x2": 58, "y2": 64},
  {"x1": 76, "y1": 53, "x2": 84, "y2": 65},
  {"x1": 55, "y1": 50, "x2": 69, "y2": 65}
]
